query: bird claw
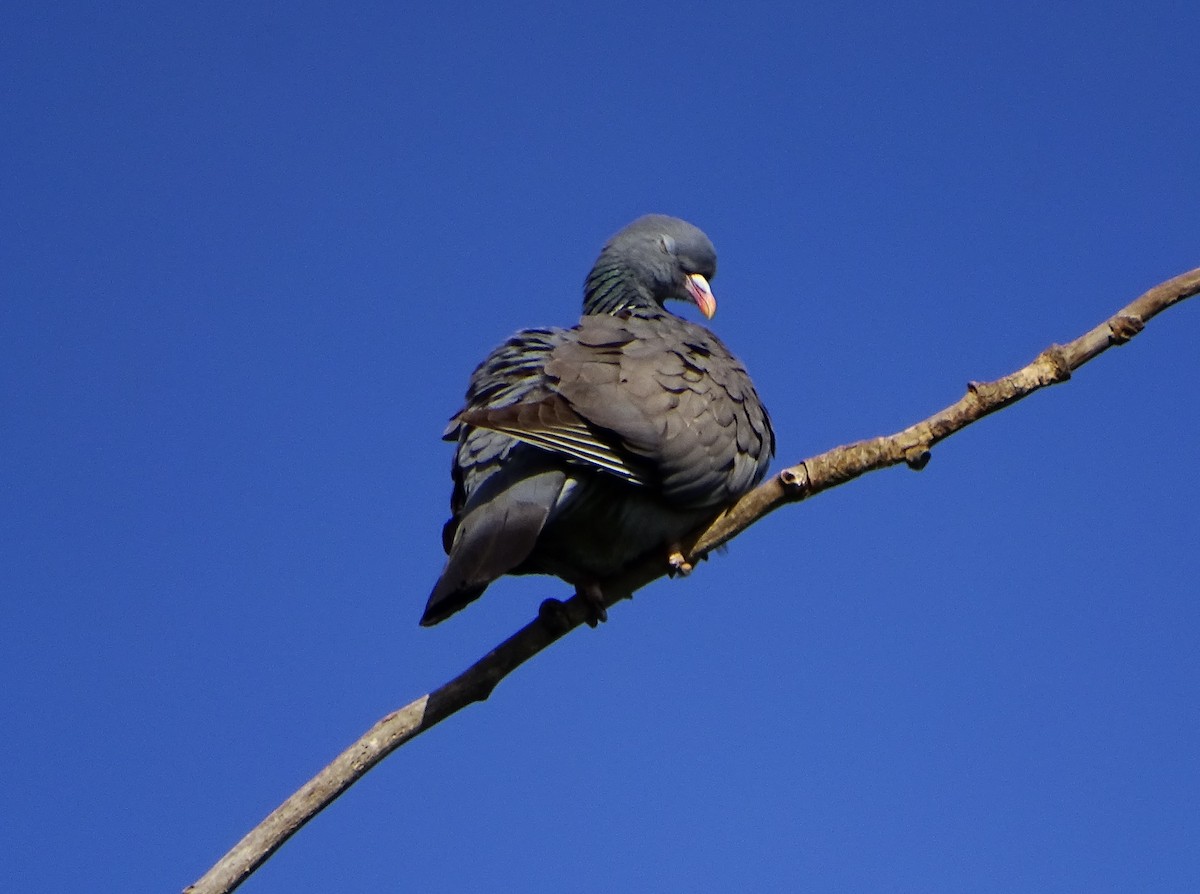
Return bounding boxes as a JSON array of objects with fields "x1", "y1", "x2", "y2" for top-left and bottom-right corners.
[
  {"x1": 667, "y1": 549, "x2": 693, "y2": 577},
  {"x1": 577, "y1": 582, "x2": 608, "y2": 628},
  {"x1": 539, "y1": 587, "x2": 608, "y2": 631},
  {"x1": 538, "y1": 597, "x2": 573, "y2": 633}
]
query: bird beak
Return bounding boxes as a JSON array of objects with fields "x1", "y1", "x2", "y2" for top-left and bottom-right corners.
[{"x1": 685, "y1": 273, "x2": 717, "y2": 319}]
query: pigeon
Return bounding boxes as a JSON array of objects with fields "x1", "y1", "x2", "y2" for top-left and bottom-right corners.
[{"x1": 421, "y1": 215, "x2": 774, "y2": 626}]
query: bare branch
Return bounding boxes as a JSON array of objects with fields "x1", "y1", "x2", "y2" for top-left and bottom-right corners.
[{"x1": 186, "y1": 266, "x2": 1200, "y2": 894}]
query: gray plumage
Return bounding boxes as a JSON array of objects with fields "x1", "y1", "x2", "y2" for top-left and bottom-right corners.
[{"x1": 421, "y1": 215, "x2": 774, "y2": 626}]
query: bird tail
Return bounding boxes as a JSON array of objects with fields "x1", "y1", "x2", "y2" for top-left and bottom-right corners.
[
  {"x1": 420, "y1": 470, "x2": 567, "y2": 626},
  {"x1": 420, "y1": 580, "x2": 488, "y2": 627}
]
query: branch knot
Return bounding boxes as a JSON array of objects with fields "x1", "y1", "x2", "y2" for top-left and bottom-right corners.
[
  {"x1": 1109, "y1": 314, "x2": 1145, "y2": 344},
  {"x1": 903, "y1": 444, "x2": 932, "y2": 470},
  {"x1": 778, "y1": 464, "x2": 810, "y2": 494},
  {"x1": 1040, "y1": 344, "x2": 1072, "y2": 383}
]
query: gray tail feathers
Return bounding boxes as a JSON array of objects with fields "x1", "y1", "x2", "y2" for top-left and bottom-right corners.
[{"x1": 420, "y1": 471, "x2": 567, "y2": 626}]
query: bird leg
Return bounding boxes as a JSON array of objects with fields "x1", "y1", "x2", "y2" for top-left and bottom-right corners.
[
  {"x1": 538, "y1": 597, "x2": 573, "y2": 633},
  {"x1": 538, "y1": 583, "x2": 608, "y2": 632},
  {"x1": 576, "y1": 581, "x2": 608, "y2": 628},
  {"x1": 666, "y1": 545, "x2": 693, "y2": 577}
]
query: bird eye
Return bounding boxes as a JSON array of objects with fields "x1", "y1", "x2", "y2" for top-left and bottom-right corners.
[{"x1": 659, "y1": 235, "x2": 676, "y2": 255}]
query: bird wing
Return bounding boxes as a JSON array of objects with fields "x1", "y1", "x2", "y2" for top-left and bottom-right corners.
[
  {"x1": 454, "y1": 311, "x2": 774, "y2": 510},
  {"x1": 545, "y1": 311, "x2": 774, "y2": 508},
  {"x1": 449, "y1": 324, "x2": 654, "y2": 486}
]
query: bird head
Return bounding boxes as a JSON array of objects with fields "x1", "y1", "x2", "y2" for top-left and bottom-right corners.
[{"x1": 583, "y1": 215, "x2": 718, "y2": 319}]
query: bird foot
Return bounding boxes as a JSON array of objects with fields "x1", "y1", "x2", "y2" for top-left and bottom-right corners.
[
  {"x1": 538, "y1": 586, "x2": 608, "y2": 631},
  {"x1": 576, "y1": 582, "x2": 608, "y2": 628},
  {"x1": 538, "y1": 597, "x2": 573, "y2": 633},
  {"x1": 667, "y1": 548, "x2": 693, "y2": 578}
]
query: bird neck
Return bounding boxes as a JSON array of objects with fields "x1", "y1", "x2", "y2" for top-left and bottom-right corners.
[{"x1": 582, "y1": 259, "x2": 661, "y2": 316}]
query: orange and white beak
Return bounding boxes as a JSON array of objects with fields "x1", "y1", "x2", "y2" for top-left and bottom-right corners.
[{"x1": 684, "y1": 273, "x2": 717, "y2": 319}]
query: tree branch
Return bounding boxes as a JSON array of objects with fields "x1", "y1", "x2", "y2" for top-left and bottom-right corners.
[{"x1": 185, "y1": 266, "x2": 1200, "y2": 894}]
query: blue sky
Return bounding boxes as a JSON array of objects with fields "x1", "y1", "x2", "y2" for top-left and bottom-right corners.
[{"x1": 3, "y1": 2, "x2": 1199, "y2": 891}]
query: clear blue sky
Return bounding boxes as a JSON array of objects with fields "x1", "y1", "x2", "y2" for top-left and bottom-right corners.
[{"x1": 3, "y1": 3, "x2": 1199, "y2": 891}]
